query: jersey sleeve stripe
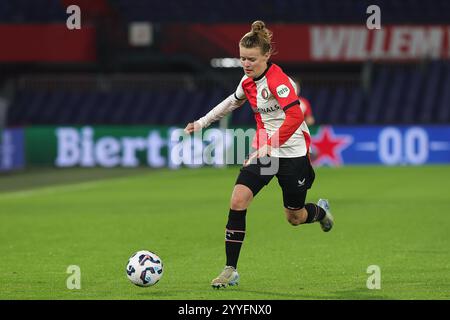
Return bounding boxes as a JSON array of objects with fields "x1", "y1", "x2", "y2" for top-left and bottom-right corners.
[
  {"x1": 282, "y1": 100, "x2": 300, "y2": 111},
  {"x1": 234, "y1": 92, "x2": 246, "y2": 100}
]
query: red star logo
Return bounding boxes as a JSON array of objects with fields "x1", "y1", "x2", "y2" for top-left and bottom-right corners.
[{"x1": 311, "y1": 126, "x2": 353, "y2": 166}]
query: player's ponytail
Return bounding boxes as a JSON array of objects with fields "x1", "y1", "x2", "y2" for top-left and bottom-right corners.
[
  {"x1": 240, "y1": 20, "x2": 274, "y2": 55},
  {"x1": 251, "y1": 20, "x2": 267, "y2": 33}
]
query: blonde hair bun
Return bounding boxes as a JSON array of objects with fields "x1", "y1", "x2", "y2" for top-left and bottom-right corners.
[
  {"x1": 240, "y1": 20, "x2": 274, "y2": 55},
  {"x1": 251, "y1": 20, "x2": 266, "y2": 33}
]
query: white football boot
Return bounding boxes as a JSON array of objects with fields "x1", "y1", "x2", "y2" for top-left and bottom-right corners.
[
  {"x1": 317, "y1": 199, "x2": 334, "y2": 232},
  {"x1": 211, "y1": 266, "x2": 239, "y2": 289}
]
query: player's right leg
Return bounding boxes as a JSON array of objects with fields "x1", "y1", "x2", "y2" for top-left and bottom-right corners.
[
  {"x1": 211, "y1": 183, "x2": 252, "y2": 289},
  {"x1": 211, "y1": 159, "x2": 274, "y2": 289},
  {"x1": 211, "y1": 266, "x2": 240, "y2": 289}
]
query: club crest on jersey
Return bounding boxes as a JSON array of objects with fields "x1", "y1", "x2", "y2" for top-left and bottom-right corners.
[
  {"x1": 276, "y1": 84, "x2": 290, "y2": 98},
  {"x1": 261, "y1": 88, "x2": 269, "y2": 100}
]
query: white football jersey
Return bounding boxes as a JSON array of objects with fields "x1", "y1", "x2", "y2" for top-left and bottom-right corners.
[{"x1": 235, "y1": 63, "x2": 311, "y2": 158}]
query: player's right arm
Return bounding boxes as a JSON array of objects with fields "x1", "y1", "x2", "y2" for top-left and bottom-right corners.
[{"x1": 184, "y1": 77, "x2": 247, "y2": 134}]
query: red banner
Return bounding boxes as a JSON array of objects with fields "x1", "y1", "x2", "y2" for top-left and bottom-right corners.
[
  {"x1": 0, "y1": 24, "x2": 96, "y2": 62},
  {"x1": 162, "y1": 24, "x2": 450, "y2": 63}
]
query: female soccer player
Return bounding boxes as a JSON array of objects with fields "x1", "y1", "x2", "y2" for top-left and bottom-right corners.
[{"x1": 184, "y1": 21, "x2": 333, "y2": 289}]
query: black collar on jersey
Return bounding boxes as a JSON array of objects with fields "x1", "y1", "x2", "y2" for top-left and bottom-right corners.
[{"x1": 253, "y1": 62, "x2": 272, "y2": 81}]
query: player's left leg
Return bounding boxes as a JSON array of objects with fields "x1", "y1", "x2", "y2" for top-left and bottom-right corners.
[
  {"x1": 317, "y1": 199, "x2": 334, "y2": 232},
  {"x1": 277, "y1": 156, "x2": 333, "y2": 231},
  {"x1": 284, "y1": 200, "x2": 333, "y2": 231}
]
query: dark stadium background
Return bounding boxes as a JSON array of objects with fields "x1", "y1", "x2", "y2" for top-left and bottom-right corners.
[
  {"x1": 0, "y1": 0, "x2": 450, "y2": 304},
  {"x1": 1, "y1": 0, "x2": 450, "y2": 171}
]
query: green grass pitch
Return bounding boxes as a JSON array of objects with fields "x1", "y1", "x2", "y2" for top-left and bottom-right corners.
[{"x1": 0, "y1": 165, "x2": 449, "y2": 300}]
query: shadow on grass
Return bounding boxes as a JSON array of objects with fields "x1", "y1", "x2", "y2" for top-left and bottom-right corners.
[
  {"x1": 234, "y1": 288, "x2": 390, "y2": 300},
  {"x1": 0, "y1": 167, "x2": 154, "y2": 193},
  {"x1": 328, "y1": 289, "x2": 390, "y2": 300}
]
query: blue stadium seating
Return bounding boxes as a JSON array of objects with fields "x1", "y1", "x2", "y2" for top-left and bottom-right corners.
[
  {"x1": 344, "y1": 88, "x2": 365, "y2": 124},
  {"x1": 419, "y1": 62, "x2": 441, "y2": 123},
  {"x1": 6, "y1": 61, "x2": 450, "y2": 126},
  {"x1": 0, "y1": 0, "x2": 66, "y2": 22},
  {"x1": 365, "y1": 66, "x2": 389, "y2": 124},
  {"x1": 437, "y1": 64, "x2": 450, "y2": 123},
  {"x1": 401, "y1": 68, "x2": 423, "y2": 124},
  {"x1": 384, "y1": 69, "x2": 405, "y2": 124}
]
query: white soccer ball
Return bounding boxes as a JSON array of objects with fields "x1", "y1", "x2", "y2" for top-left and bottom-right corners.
[{"x1": 126, "y1": 250, "x2": 164, "y2": 287}]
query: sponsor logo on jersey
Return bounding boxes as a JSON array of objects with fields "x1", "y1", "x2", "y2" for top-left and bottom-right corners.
[
  {"x1": 257, "y1": 105, "x2": 280, "y2": 113},
  {"x1": 276, "y1": 84, "x2": 290, "y2": 98}
]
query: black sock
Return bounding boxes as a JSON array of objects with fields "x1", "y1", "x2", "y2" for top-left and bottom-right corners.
[
  {"x1": 304, "y1": 203, "x2": 326, "y2": 223},
  {"x1": 225, "y1": 209, "x2": 247, "y2": 269}
]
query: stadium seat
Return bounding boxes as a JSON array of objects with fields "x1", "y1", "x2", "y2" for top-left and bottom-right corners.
[
  {"x1": 328, "y1": 87, "x2": 347, "y2": 124},
  {"x1": 365, "y1": 67, "x2": 389, "y2": 124},
  {"x1": 437, "y1": 65, "x2": 450, "y2": 123},
  {"x1": 401, "y1": 68, "x2": 423, "y2": 124},
  {"x1": 312, "y1": 88, "x2": 331, "y2": 124},
  {"x1": 344, "y1": 89, "x2": 364, "y2": 124},
  {"x1": 129, "y1": 92, "x2": 154, "y2": 124},
  {"x1": 419, "y1": 62, "x2": 441, "y2": 124},
  {"x1": 383, "y1": 69, "x2": 406, "y2": 124}
]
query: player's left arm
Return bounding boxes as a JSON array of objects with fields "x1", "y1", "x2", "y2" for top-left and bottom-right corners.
[{"x1": 267, "y1": 75, "x2": 304, "y2": 148}]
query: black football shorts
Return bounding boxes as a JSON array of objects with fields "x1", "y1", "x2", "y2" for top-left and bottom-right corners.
[{"x1": 235, "y1": 155, "x2": 315, "y2": 210}]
